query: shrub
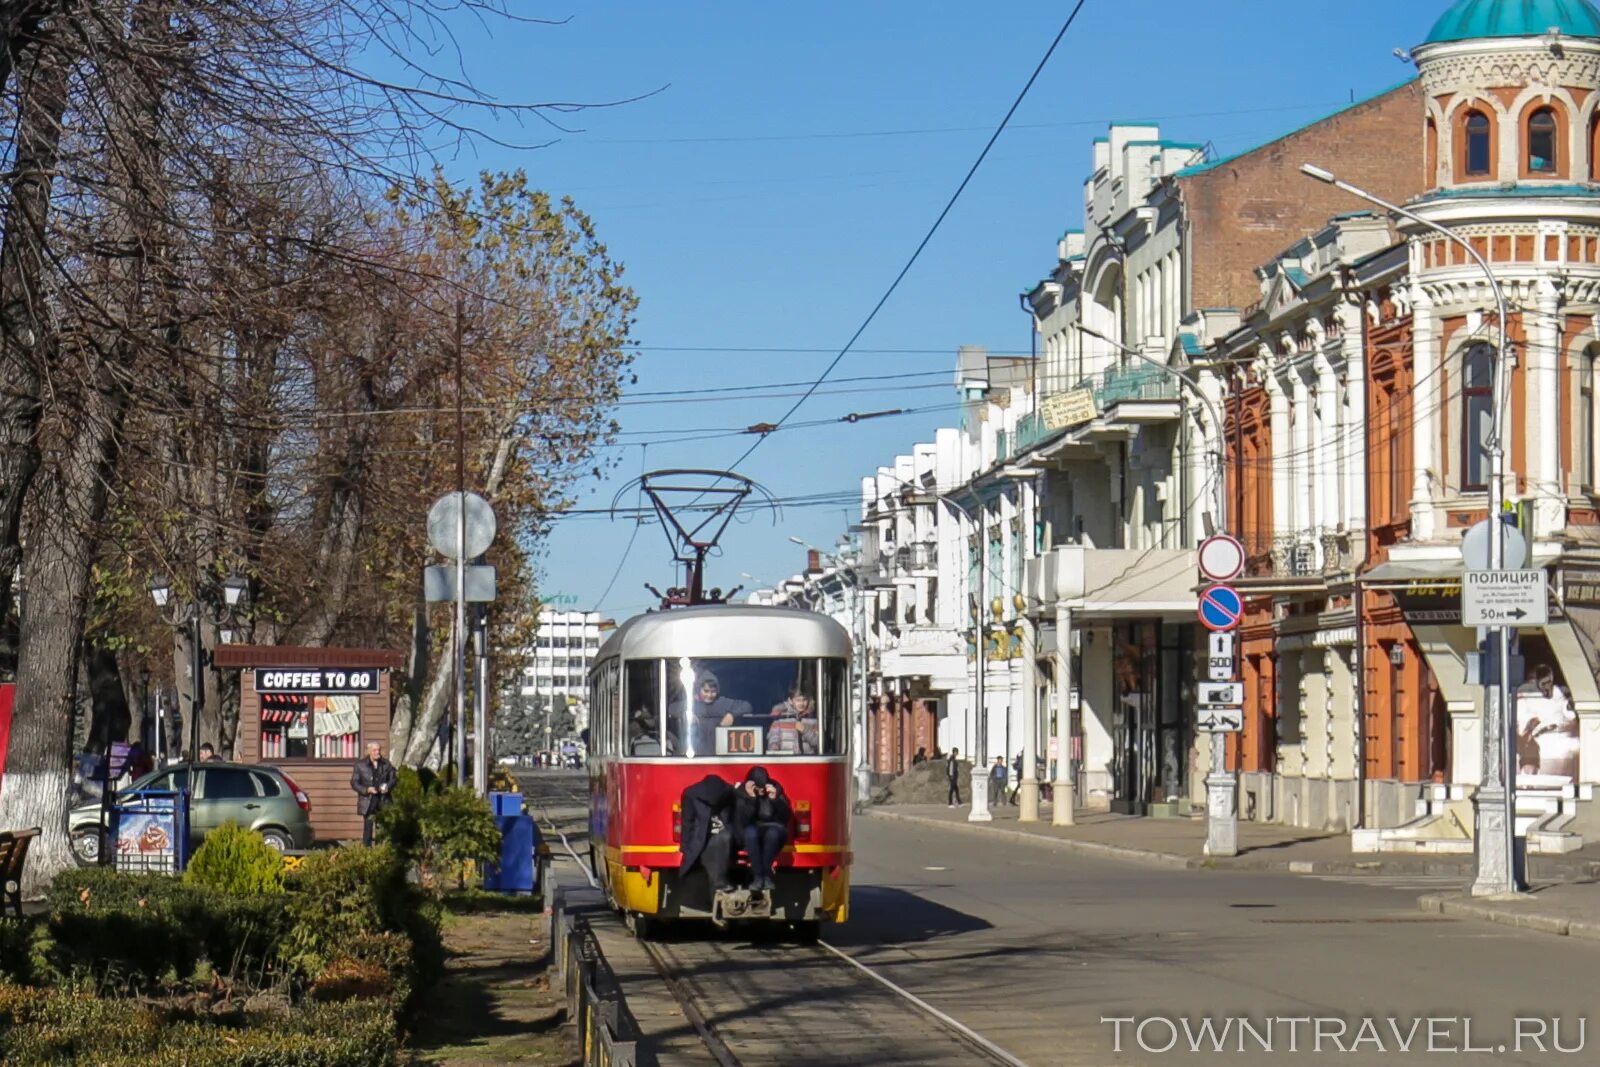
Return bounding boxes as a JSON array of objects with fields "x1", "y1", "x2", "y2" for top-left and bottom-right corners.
[
  {"x1": 0, "y1": 918, "x2": 42, "y2": 985},
  {"x1": 44, "y1": 870, "x2": 206, "y2": 989},
  {"x1": 43, "y1": 870, "x2": 292, "y2": 991},
  {"x1": 0, "y1": 984, "x2": 399, "y2": 1067},
  {"x1": 184, "y1": 822, "x2": 286, "y2": 895},
  {"x1": 374, "y1": 767, "x2": 429, "y2": 859},
  {"x1": 488, "y1": 763, "x2": 521, "y2": 794},
  {"x1": 197, "y1": 892, "x2": 292, "y2": 986},
  {"x1": 281, "y1": 844, "x2": 440, "y2": 997},
  {"x1": 418, "y1": 784, "x2": 501, "y2": 888}
]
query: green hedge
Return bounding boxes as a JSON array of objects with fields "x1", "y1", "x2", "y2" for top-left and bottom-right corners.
[
  {"x1": 282, "y1": 845, "x2": 443, "y2": 1000},
  {"x1": 0, "y1": 984, "x2": 397, "y2": 1067},
  {"x1": 44, "y1": 871, "x2": 208, "y2": 988}
]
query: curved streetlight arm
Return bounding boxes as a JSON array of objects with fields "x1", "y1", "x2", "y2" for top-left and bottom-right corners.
[
  {"x1": 1073, "y1": 322, "x2": 1228, "y2": 531},
  {"x1": 1299, "y1": 164, "x2": 1510, "y2": 454}
]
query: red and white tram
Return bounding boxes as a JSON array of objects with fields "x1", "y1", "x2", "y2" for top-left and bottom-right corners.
[{"x1": 587, "y1": 604, "x2": 852, "y2": 934}]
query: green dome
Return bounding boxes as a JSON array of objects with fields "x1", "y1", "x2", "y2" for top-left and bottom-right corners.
[{"x1": 1426, "y1": 0, "x2": 1600, "y2": 42}]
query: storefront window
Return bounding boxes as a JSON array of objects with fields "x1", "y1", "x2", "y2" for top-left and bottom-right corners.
[{"x1": 260, "y1": 693, "x2": 360, "y2": 760}]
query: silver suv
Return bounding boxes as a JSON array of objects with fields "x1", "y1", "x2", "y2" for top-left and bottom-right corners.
[{"x1": 69, "y1": 761, "x2": 315, "y2": 866}]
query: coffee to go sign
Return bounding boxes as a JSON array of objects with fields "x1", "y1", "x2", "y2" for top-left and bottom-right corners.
[{"x1": 255, "y1": 668, "x2": 380, "y2": 695}]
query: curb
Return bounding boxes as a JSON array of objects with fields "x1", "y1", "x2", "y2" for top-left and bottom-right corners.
[
  {"x1": 1417, "y1": 891, "x2": 1600, "y2": 941},
  {"x1": 863, "y1": 809, "x2": 1192, "y2": 870},
  {"x1": 863, "y1": 809, "x2": 1500, "y2": 878}
]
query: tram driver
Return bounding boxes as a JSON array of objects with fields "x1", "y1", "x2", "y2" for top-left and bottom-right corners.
[{"x1": 671, "y1": 670, "x2": 753, "y2": 755}]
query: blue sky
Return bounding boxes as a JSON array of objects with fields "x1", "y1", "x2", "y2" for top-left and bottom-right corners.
[{"x1": 426, "y1": 1, "x2": 1445, "y2": 619}]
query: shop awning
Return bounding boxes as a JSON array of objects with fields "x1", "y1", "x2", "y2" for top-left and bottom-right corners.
[{"x1": 1359, "y1": 558, "x2": 1465, "y2": 589}]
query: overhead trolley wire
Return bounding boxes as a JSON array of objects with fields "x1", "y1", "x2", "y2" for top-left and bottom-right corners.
[{"x1": 716, "y1": 0, "x2": 1093, "y2": 476}]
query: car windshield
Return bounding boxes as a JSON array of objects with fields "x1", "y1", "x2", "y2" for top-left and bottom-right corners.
[{"x1": 623, "y1": 657, "x2": 846, "y2": 759}]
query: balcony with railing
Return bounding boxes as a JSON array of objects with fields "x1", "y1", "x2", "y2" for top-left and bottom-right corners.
[{"x1": 1014, "y1": 362, "x2": 1183, "y2": 455}]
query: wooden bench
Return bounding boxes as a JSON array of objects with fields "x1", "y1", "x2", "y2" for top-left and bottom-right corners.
[{"x1": 0, "y1": 828, "x2": 42, "y2": 917}]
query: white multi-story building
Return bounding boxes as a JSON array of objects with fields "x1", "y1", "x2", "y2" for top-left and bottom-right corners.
[{"x1": 522, "y1": 608, "x2": 610, "y2": 734}]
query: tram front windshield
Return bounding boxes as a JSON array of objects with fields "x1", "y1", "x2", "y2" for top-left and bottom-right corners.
[{"x1": 623, "y1": 657, "x2": 847, "y2": 758}]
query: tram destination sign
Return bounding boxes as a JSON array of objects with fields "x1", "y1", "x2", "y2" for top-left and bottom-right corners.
[{"x1": 1461, "y1": 569, "x2": 1548, "y2": 627}]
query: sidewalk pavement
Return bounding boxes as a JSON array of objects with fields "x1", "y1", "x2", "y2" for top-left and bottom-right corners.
[{"x1": 866, "y1": 801, "x2": 1600, "y2": 941}]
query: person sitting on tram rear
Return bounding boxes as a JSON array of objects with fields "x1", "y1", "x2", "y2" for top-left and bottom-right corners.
[
  {"x1": 734, "y1": 766, "x2": 792, "y2": 893},
  {"x1": 678, "y1": 774, "x2": 736, "y2": 893},
  {"x1": 766, "y1": 687, "x2": 818, "y2": 756}
]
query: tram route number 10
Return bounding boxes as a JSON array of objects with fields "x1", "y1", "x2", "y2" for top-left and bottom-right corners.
[{"x1": 716, "y1": 725, "x2": 765, "y2": 757}]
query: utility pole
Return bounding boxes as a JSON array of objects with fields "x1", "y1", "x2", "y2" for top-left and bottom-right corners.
[{"x1": 453, "y1": 299, "x2": 467, "y2": 787}]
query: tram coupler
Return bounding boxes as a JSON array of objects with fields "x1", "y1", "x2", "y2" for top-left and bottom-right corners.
[{"x1": 712, "y1": 887, "x2": 773, "y2": 926}]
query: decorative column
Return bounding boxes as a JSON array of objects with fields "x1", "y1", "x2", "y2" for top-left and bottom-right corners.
[
  {"x1": 1409, "y1": 288, "x2": 1438, "y2": 541},
  {"x1": 1019, "y1": 614, "x2": 1040, "y2": 821},
  {"x1": 1534, "y1": 276, "x2": 1564, "y2": 537},
  {"x1": 1053, "y1": 603, "x2": 1075, "y2": 824}
]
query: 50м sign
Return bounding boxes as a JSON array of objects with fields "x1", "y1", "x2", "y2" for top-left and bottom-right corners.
[{"x1": 1462, "y1": 569, "x2": 1548, "y2": 627}]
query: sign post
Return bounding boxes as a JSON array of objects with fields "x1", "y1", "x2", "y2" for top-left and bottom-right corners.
[
  {"x1": 1196, "y1": 563, "x2": 1243, "y2": 858},
  {"x1": 427, "y1": 491, "x2": 498, "y2": 795}
]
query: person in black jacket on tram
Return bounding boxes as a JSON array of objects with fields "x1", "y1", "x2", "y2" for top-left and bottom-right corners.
[
  {"x1": 734, "y1": 766, "x2": 792, "y2": 893},
  {"x1": 678, "y1": 774, "x2": 737, "y2": 893}
]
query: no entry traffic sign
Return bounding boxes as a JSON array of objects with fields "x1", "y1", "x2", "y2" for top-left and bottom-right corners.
[
  {"x1": 1198, "y1": 585, "x2": 1244, "y2": 632},
  {"x1": 1197, "y1": 534, "x2": 1246, "y2": 582}
]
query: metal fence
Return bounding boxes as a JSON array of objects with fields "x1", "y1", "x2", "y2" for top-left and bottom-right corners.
[{"x1": 552, "y1": 904, "x2": 638, "y2": 1067}]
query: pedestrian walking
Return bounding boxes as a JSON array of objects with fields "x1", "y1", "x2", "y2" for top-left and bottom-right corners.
[
  {"x1": 1007, "y1": 752, "x2": 1023, "y2": 805},
  {"x1": 351, "y1": 741, "x2": 397, "y2": 846},
  {"x1": 945, "y1": 748, "x2": 962, "y2": 806},
  {"x1": 989, "y1": 756, "x2": 1008, "y2": 807}
]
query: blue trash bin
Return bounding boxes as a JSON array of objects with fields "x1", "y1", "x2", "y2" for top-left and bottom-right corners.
[{"x1": 484, "y1": 791, "x2": 535, "y2": 893}]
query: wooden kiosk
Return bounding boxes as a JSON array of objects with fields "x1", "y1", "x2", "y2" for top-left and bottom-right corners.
[{"x1": 214, "y1": 646, "x2": 404, "y2": 842}]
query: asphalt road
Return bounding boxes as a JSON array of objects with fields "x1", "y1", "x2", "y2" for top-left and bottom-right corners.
[
  {"x1": 521, "y1": 771, "x2": 1597, "y2": 1066},
  {"x1": 830, "y1": 814, "x2": 1598, "y2": 1067}
]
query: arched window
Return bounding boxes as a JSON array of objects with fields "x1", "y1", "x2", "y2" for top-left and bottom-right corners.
[
  {"x1": 1462, "y1": 344, "x2": 1494, "y2": 492},
  {"x1": 1528, "y1": 107, "x2": 1559, "y2": 173},
  {"x1": 1464, "y1": 110, "x2": 1492, "y2": 177}
]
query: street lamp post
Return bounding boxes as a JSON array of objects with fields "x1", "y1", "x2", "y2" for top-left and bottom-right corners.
[
  {"x1": 1074, "y1": 322, "x2": 1236, "y2": 856},
  {"x1": 1300, "y1": 163, "x2": 1519, "y2": 897},
  {"x1": 148, "y1": 574, "x2": 249, "y2": 762},
  {"x1": 788, "y1": 537, "x2": 876, "y2": 802}
]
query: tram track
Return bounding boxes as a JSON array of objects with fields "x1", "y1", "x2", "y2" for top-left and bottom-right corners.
[{"x1": 527, "y1": 776, "x2": 1028, "y2": 1066}]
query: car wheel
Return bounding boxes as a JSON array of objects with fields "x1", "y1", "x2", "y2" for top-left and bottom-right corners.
[
  {"x1": 259, "y1": 829, "x2": 292, "y2": 852},
  {"x1": 70, "y1": 827, "x2": 104, "y2": 867}
]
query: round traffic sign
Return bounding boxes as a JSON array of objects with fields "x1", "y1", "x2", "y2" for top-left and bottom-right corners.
[
  {"x1": 1198, "y1": 584, "x2": 1244, "y2": 632},
  {"x1": 1197, "y1": 534, "x2": 1247, "y2": 582},
  {"x1": 1461, "y1": 517, "x2": 1528, "y2": 571},
  {"x1": 427, "y1": 491, "x2": 497, "y2": 559}
]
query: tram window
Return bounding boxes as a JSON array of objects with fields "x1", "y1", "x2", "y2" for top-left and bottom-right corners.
[
  {"x1": 655, "y1": 657, "x2": 847, "y2": 758},
  {"x1": 625, "y1": 659, "x2": 667, "y2": 755},
  {"x1": 820, "y1": 659, "x2": 848, "y2": 756}
]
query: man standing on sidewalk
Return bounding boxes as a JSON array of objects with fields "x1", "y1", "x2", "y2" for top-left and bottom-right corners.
[
  {"x1": 351, "y1": 741, "x2": 397, "y2": 846},
  {"x1": 945, "y1": 749, "x2": 962, "y2": 807},
  {"x1": 989, "y1": 756, "x2": 1008, "y2": 807}
]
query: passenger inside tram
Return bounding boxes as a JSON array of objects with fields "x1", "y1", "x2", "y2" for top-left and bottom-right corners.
[{"x1": 766, "y1": 687, "x2": 819, "y2": 755}]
